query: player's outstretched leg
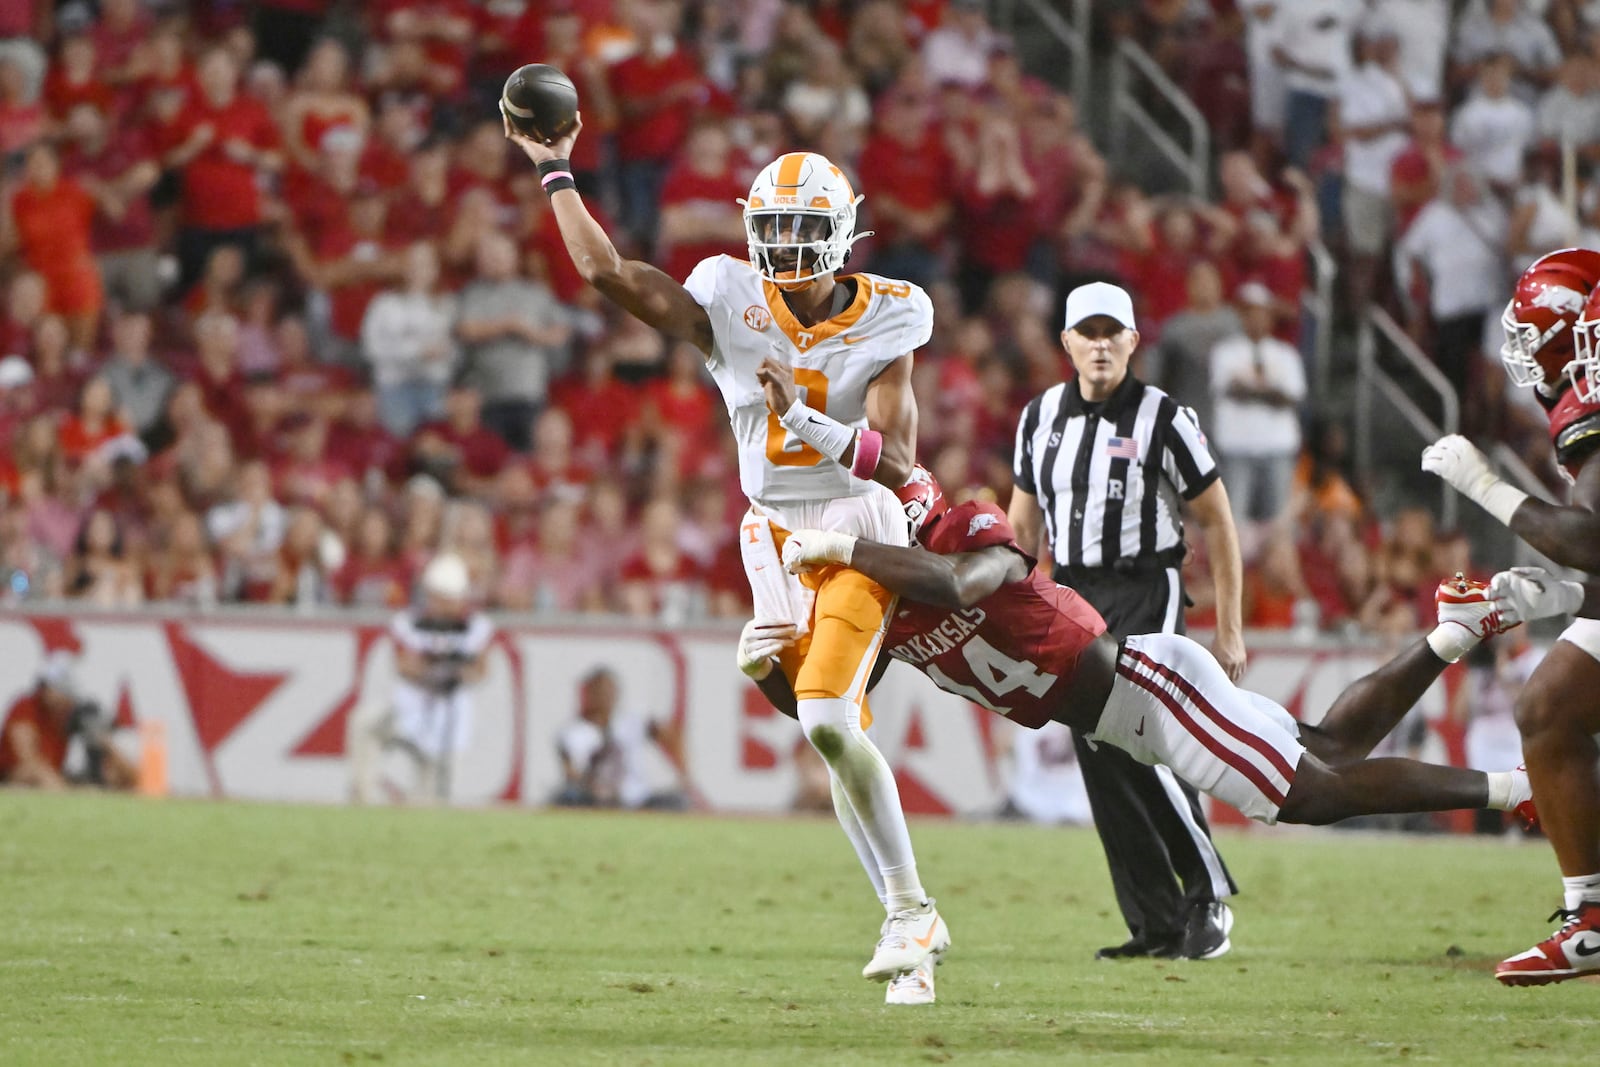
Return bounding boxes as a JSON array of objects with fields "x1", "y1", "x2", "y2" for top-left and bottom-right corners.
[
  {"x1": 1307, "y1": 574, "x2": 1512, "y2": 765},
  {"x1": 1497, "y1": 639, "x2": 1600, "y2": 986},
  {"x1": 1275, "y1": 753, "x2": 1528, "y2": 825}
]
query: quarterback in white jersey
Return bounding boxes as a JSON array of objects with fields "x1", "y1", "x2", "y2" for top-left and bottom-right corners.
[{"x1": 508, "y1": 115, "x2": 947, "y2": 1002}]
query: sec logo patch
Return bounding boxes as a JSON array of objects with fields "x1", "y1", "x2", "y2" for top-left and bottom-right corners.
[{"x1": 744, "y1": 305, "x2": 771, "y2": 331}]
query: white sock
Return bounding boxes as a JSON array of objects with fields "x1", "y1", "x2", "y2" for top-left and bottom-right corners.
[
  {"x1": 879, "y1": 861, "x2": 927, "y2": 913},
  {"x1": 1426, "y1": 623, "x2": 1479, "y2": 664},
  {"x1": 797, "y1": 696, "x2": 925, "y2": 912},
  {"x1": 1563, "y1": 873, "x2": 1600, "y2": 911},
  {"x1": 830, "y1": 772, "x2": 887, "y2": 906}
]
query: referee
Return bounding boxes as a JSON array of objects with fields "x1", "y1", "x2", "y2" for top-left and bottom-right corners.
[{"x1": 1008, "y1": 282, "x2": 1248, "y2": 961}]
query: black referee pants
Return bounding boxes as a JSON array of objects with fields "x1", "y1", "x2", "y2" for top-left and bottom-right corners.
[{"x1": 1058, "y1": 564, "x2": 1240, "y2": 945}]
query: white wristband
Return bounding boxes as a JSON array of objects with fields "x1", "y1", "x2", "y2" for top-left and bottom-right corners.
[
  {"x1": 778, "y1": 399, "x2": 855, "y2": 463},
  {"x1": 1473, "y1": 481, "x2": 1529, "y2": 527}
]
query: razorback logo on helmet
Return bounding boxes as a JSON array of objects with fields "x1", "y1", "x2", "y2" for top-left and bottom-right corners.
[
  {"x1": 968, "y1": 513, "x2": 999, "y2": 536},
  {"x1": 743, "y1": 305, "x2": 771, "y2": 331},
  {"x1": 1532, "y1": 285, "x2": 1587, "y2": 315},
  {"x1": 1502, "y1": 248, "x2": 1600, "y2": 390}
]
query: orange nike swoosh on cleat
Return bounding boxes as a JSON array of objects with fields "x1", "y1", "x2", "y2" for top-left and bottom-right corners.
[{"x1": 913, "y1": 921, "x2": 941, "y2": 949}]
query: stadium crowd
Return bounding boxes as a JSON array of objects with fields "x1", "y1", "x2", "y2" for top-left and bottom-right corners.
[{"x1": 0, "y1": 0, "x2": 1579, "y2": 644}]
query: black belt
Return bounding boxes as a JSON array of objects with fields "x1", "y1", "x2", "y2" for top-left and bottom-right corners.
[{"x1": 1054, "y1": 548, "x2": 1185, "y2": 584}]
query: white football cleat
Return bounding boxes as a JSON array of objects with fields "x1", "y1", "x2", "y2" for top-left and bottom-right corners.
[
  {"x1": 863, "y1": 899, "x2": 950, "y2": 982},
  {"x1": 885, "y1": 961, "x2": 936, "y2": 1005},
  {"x1": 1436, "y1": 572, "x2": 1517, "y2": 641}
]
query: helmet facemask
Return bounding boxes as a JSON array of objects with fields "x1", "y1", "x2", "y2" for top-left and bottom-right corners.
[
  {"x1": 1499, "y1": 299, "x2": 1557, "y2": 389},
  {"x1": 1573, "y1": 303, "x2": 1600, "y2": 403},
  {"x1": 743, "y1": 206, "x2": 857, "y2": 287}
]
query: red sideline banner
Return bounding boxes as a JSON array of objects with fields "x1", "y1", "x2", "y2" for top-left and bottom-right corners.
[{"x1": 0, "y1": 610, "x2": 1462, "y2": 819}]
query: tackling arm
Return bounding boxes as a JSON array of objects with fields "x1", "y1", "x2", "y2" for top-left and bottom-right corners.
[
  {"x1": 1425, "y1": 434, "x2": 1600, "y2": 572},
  {"x1": 506, "y1": 116, "x2": 714, "y2": 356},
  {"x1": 784, "y1": 534, "x2": 1028, "y2": 610}
]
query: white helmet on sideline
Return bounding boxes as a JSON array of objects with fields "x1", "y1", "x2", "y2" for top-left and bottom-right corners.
[{"x1": 421, "y1": 553, "x2": 470, "y2": 600}]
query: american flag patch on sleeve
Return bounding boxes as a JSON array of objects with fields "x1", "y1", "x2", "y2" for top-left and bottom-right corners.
[{"x1": 1104, "y1": 436, "x2": 1139, "y2": 460}]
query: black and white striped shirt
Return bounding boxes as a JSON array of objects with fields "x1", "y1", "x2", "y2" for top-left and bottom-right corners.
[{"x1": 1012, "y1": 373, "x2": 1218, "y2": 571}]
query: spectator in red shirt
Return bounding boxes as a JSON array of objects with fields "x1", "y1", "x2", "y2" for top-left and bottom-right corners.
[
  {"x1": 27, "y1": 314, "x2": 84, "y2": 415},
  {"x1": 280, "y1": 38, "x2": 369, "y2": 176},
  {"x1": 1389, "y1": 97, "x2": 1461, "y2": 238},
  {"x1": 523, "y1": 408, "x2": 591, "y2": 505},
  {"x1": 146, "y1": 508, "x2": 220, "y2": 606},
  {"x1": 0, "y1": 271, "x2": 46, "y2": 358},
  {"x1": 329, "y1": 508, "x2": 409, "y2": 607},
  {"x1": 325, "y1": 388, "x2": 404, "y2": 490},
  {"x1": 608, "y1": 2, "x2": 713, "y2": 249},
  {"x1": 298, "y1": 180, "x2": 407, "y2": 359},
  {"x1": 548, "y1": 348, "x2": 641, "y2": 469},
  {"x1": 332, "y1": 505, "x2": 410, "y2": 608},
  {"x1": 163, "y1": 47, "x2": 284, "y2": 292},
  {"x1": 273, "y1": 413, "x2": 352, "y2": 509},
  {"x1": 640, "y1": 342, "x2": 718, "y2": 483},
  {"x1": 6, "y1": 142, "x2": 103, "y2": 349},
  {"x1": 617, "y1": 496, "x2": 706, "y2": 623},
  {"x1": 954, "y1": 104, "x2": 1043, "y2": 310},
  {"x1": 361, "y1": 94, "x2": 424, "y2": 193},
  {"x1": 1, "y1": 652, "x2": 135, "y2": 789},
  {"x1": 43, "y1": 32, "x2": 113, "y2": 123},
  {"x1": 858, "y1": 90, "x2": 954, "y2": 289},
  {"x1": 59, "y1": 102, "x2": 163, "y2": 312},
  {"x1": 265, "y1": 505, "x2": 332, "y2": 607},
  {"x1": 57, "y1": 376, "x2": 133, "y2": 468},
  {"x1": 410, "y1": 382, "x2": 511, "y2": 497},
  {"x1": 376, "y1": 0, "x2": 474, "y2": 99},
  {"x1": 498, "y1": 497, "x2": 608, "y2": 612},
  {"x1": 385, "y1": 138, "x2": 453, "y2": 246},
  {"x1": 92, "y1": 0, "x2": 155, "y2": 91},
  {"x1": 655, "y1": 120, "x2": 749, "y2": 284},
  {"x1": 188, "y1": 312, "x2": 253, "y2": 453}
]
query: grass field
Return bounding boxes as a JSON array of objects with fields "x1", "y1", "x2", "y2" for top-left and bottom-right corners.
[{"x1": 1, "y1": 794, "x2": 1594, "y2": 1066}]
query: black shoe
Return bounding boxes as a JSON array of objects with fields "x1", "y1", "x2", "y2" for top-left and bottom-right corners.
[
  {"x1": 1181, "y1": 901, "x2": 1234, "y2": 960},
  {"x1": 1094, "y1": 934, "x2": 1184, "y2": 960}
]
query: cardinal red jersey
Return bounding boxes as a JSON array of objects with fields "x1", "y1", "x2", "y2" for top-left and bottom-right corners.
[
  {"x1": 1544, "y1": 387, "x2": 1600, "y2": 481},
  {"x1": 883, "y1": 501, "x2": 1107, "y2": 729}
]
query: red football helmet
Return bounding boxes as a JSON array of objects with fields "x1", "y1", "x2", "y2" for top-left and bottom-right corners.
[
  {"x1": 1500, "y1": 247, "x2": 1600, "y2": 391},
  {"x1": 896, "y1": 465, "x2": 949, "y2": 547}
]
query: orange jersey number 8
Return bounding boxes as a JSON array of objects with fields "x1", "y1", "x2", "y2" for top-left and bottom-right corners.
[{"x1": 766, "y1": 367, "x2": 831, "y2": 467}]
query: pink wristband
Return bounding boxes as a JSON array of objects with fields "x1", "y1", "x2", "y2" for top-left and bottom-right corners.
[
  {"x1": 851, "y1": 429, "x2": 883, "y2": 479},
  {"x1": 540, "y1": 170, "x2": 575, "y2": 189}
]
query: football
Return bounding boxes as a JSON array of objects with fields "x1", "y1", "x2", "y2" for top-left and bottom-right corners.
[{"x1": 501, "y1": 63, "x2": 579, "y2": 145}]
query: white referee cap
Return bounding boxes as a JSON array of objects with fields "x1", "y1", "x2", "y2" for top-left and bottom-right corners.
[{"x1": 1064, "y1": 282, "x2": 1136, "y2": 332}]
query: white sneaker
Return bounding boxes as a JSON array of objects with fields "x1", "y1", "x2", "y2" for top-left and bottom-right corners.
[
  {"x1": 885, "y1": 961, "x2": 935, "y2": 1005},
  {"x1": 1436, "y1": 573, "x2": 1517, "y2": 641},
  {"x1": 863, "y1": 899, "x2": 950, "y2": 982}
]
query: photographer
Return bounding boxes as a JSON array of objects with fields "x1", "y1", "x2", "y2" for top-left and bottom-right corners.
[
  {"x1": 0, "y1": 652, "x2": 135, "y2": 790},
  {"x1": 347, "y1": 553, "x2": 495, "y2": 804}
]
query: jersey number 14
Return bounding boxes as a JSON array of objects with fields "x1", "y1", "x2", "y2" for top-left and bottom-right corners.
[{"x1": 923, "y1": 636, "x2": 1057, "y2": 715}]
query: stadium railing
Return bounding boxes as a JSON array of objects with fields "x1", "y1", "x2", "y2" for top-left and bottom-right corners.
[{"x1": 1108, "y1": 36, "x2": 1210, "y2": 198}]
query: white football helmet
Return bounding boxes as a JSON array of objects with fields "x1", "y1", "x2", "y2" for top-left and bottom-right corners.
[{"x1": 740, "y1": 152, "x2": 869, "y2": 286}]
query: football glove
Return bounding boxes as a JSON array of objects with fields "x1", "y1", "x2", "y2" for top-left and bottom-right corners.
[
  {"x1": 1488, "y1": 566, "x2": 1585, "y2": 625},
  {"x1": 1421, "y1": 434, "x2": 1528, "y2": 526},
  {"x1": 737, "y1": 620, "x2": 798, "y2": 681},
  {"x1": 781, "y1": 529, "x2": 857, "y2": 574}
]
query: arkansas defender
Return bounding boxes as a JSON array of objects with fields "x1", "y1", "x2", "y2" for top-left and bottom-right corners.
[
  {"x1": 505, "y1": 115, "x2": 945, "y2": 991},
  {"x1": 1423, "y1": 247, "x2": 1600, "y2": 985},
  {"x1": 750, "y1": 468, "x2": 1531, "y2": 985}
]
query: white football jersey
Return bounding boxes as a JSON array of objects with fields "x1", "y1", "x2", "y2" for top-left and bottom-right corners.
[{"x1": 684, "y1": 255, "x2": 933, "y2": 505}]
